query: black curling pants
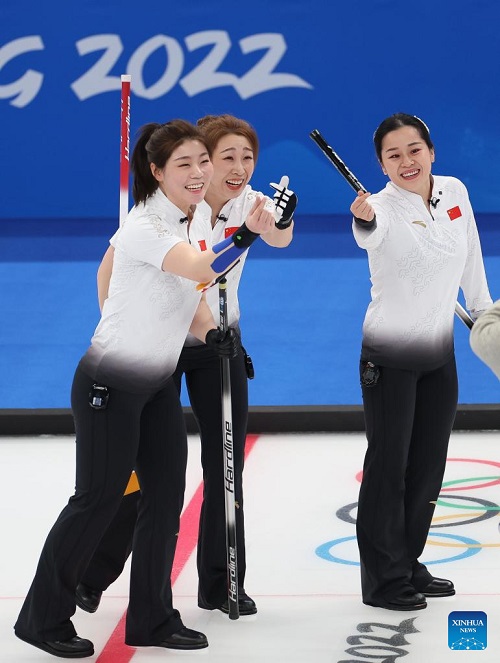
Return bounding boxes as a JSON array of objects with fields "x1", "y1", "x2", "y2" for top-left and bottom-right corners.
[
  {"x1": 15, "y1": 366, "x2": 187, "y2": 645},
  {"x1": 80, "y1": 490, "x2": 140, "y2": 592},
  {"x1": 173, "y1": 343, "x2": 249, "y2": 609},
  {"x1": 356, "y1": 355, "x2": 458, "y2": 604},
  {"x1": 79, "y1": 343, "x2": 250, "y2": 610}
]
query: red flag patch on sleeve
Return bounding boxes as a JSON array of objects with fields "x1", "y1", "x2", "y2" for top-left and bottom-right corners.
[
  {"x1": 447, "y1": 206, "x2": 462, "y2": 221},
  {"x1": 224, "y1": 226, "x2": 239, "y2": 238},
  {"x1": 198, "y1": 239, "x2": 207, "y2": 251}
]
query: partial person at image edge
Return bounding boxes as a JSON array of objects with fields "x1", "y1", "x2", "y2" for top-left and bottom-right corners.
[{"x1": 470, "y1": 299, "x2": 500, "y2": 379}]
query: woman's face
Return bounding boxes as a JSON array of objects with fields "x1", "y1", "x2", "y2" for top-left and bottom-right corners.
[
  {"x1": 379, "y1": 125, "x2": 435, "y2": 200},
  {"x1": 152, "y1": 139, "x2": 213, "y2": 213},
  {"x1": 206, "y1": 133, "x2": 255, "y2": 208}
]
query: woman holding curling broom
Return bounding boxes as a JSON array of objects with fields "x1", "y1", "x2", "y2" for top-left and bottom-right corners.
[
  {"x1": 351, "y1": 113, "x2": 492, "y2": 612},
  {"x1": 14, "y1": 119, "x2": 276, "y2": 657}
]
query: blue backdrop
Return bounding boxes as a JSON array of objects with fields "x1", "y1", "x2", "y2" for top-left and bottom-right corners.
[
  {"x1": 1, "y1": 0, "x2": 499, "y2": 409},
  {"x1": 3, "y1": 0, "x2": 500, "y2": 216}
]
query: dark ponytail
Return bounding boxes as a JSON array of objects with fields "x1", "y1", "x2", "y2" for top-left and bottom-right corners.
[{"x1": 131, "y1": 123, "x2": 161, "y2": 205}]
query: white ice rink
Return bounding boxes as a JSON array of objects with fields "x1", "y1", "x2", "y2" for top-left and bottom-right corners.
[{"x1": 1, "y1": 431, "x2": 499, "y2": 662}]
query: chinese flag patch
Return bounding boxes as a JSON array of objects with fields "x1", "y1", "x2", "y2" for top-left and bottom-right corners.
[
  {"x1": 225, "y1": 227, "x2": 239, "y2": 238},
  {"x1": 198, "y1": 239, "x2": 207, "y2": 251},
  {"x1": 447, "y1": 206, "x2": 462, "y2": 221}
]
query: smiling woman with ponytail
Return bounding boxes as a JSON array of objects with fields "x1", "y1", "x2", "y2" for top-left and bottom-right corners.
[{"x1": 14, "y1": 118, "x2": 276, "y2": 657}]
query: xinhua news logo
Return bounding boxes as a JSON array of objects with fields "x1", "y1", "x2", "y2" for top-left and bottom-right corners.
[{"x1": 448, "y1": 611, "x2": 487, "y2": 650}]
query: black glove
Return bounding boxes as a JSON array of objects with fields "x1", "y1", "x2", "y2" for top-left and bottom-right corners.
[
  {"x1": 270, "y1": 175, "x2": 298, "y2": 229},
  {"x1": 205, "y1": 328, "x2": 241, "y2": 358}
]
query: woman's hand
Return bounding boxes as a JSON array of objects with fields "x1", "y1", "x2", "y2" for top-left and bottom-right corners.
[
  {"x1": 245, "y1": 195, "x2": 276, "y2": 235},
  {"x1": 350, "y1": 190, "x2": 375, "y2": 222}
]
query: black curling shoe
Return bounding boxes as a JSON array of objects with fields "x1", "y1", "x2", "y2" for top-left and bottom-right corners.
[
  {"x1": 420, "y1": 577, "x2": 455, "y2": 597},
  {"x1": 75, "y1": 582, "x2": 102, "y2": 613},
  {"x1": 158, "y1": 627, "x2": 208, "y2": 650},
  {"x1": 15, "y1": 631, "x2": 94, "y2": 658},
  {"x1": 219, "y1": 591, "x2": 258, "y2": 616},
  {"x1": 364, "y1": 590, "x2": 427, "y2": 611}
]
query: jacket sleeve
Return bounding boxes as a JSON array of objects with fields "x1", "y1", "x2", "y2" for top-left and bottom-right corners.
[{"x1": 352, "y1": 195, "x2": 391, "y2": 251}]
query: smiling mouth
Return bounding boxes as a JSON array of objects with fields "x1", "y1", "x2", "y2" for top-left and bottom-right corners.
[
  {"x1": 186, "y1": 183, "x2": 204, "y2": 192},
  {"x1": 226, "y1": 179, "x2": 244, "y2": 187},
  {"x1": 401, "y1": 169, "x2": 419, "y2": 179}
]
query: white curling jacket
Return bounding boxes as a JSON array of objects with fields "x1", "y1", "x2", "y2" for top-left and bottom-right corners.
[
  {"x1": 353, "y1": 176, "x2": 492, "y2": 370},
  {"x1": 81, "y1": 188, "x2": 212, "y2": 391}
]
